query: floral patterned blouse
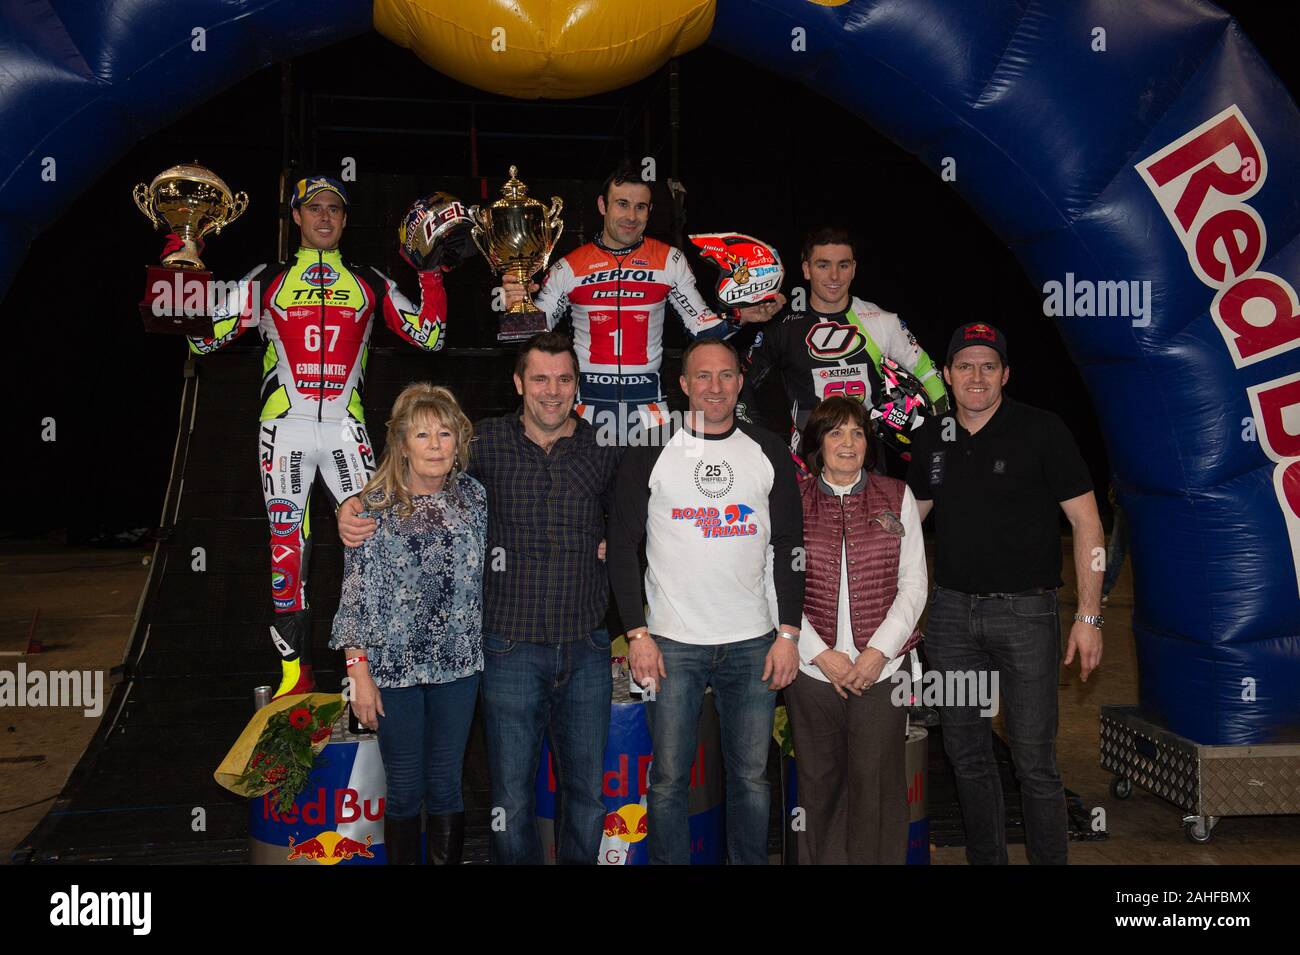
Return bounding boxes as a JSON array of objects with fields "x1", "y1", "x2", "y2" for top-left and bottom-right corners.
[{"x1": 330, "y1": 473, "x2": 487, "y2": 688}]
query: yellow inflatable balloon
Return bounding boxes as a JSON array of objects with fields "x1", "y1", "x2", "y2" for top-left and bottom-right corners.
[{"x1": 374, "y1": 0, "x2": 716, "y2": 99}]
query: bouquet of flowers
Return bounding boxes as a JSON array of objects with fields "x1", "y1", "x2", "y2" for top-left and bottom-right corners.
[{"x1": 215, "y1": 693, "x2": 344, "y2": 813}]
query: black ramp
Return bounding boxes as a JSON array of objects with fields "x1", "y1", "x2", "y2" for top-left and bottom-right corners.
[{"x1": 15, "y1": 330, "x2": 520, "y2": 864}]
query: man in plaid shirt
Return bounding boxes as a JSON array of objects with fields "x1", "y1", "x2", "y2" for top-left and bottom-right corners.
[{"x1": 339, "y1": 332, "x2": 621, "y2": 864}]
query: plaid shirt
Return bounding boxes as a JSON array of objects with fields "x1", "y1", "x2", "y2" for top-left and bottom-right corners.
[{"x1": 468, "y1": 413, "x2": 622, "y2": 643}]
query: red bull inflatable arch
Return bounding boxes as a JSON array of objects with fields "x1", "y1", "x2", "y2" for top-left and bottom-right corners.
[{"x1": 3, "y1": 0, "x2": 1299, "y2": 745}]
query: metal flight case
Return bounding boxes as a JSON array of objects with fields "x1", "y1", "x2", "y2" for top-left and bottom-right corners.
[{"x1": 1100, "y1": 705, "x2": 1300, "y2": 844}]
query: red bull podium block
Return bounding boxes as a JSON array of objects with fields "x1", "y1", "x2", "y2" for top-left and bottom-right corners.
[
  {"x1": 905, "y1": 725, "x2": 929, "y2": 865},
  {"x1": 536, "y1": 689, "x2": 724, "y2": 864},
  {"x1": 248, "y1": 732, "x2": 386, "y2": 865}
]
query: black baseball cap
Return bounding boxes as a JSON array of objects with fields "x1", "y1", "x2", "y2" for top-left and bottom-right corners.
[{"x1": 946, "y1": 323, "x2": 1008, "y2": 365}]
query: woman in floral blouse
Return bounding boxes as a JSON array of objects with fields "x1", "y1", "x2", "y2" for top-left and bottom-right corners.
[{"x1": 331, "y1": 383, "x2": 486, "y2": 865}]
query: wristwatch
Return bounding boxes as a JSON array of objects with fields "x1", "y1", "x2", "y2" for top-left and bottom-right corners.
[{"x1": 1074, "y1": 613, "x2": 1104, "y2": 629}]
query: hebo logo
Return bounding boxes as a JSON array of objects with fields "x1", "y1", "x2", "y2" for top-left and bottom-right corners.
[{"x1": 806, "y1": 321, "x2": 866, "y2": 360}]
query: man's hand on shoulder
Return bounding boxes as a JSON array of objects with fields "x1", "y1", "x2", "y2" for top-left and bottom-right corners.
[{"x1": 337, "y1": 496, "x2": 377, "y2": 548}]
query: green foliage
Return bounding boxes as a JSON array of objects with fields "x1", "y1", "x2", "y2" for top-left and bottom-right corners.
[{"x1": 234, "y1": 699, "x2": 340, "y2": 814}]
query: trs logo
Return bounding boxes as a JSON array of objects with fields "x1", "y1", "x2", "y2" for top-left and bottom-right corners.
[{"x1": 724, "y1": 503, "x2": 754, "y2": 524}]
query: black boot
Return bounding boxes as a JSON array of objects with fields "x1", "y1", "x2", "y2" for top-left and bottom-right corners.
[
  {"x1": 270, "y1": 610, "x2": 316, "y2": 699},
  {"x1": 426, "y1": 812, "x2": 465, "y2": 865},
  {"x1": 384, "y1": 816, "x2": 422, "y2": 865}
]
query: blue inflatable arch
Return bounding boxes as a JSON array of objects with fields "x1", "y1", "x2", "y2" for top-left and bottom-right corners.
[{"x1": 3, "y1": 0, "x2": 1298, "y2": 743}]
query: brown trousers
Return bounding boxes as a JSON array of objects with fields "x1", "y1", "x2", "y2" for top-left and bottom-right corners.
[{"x1": 785, "y1": 669, "x2": 908, "y2": 864}]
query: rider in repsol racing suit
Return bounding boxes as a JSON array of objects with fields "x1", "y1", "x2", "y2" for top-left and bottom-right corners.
[
  {"x1": 183, "y1": 176, "x2": 449, "y2": 698},
  {"x1": 504, "y1": 166, "x2": 782, "y2": 442}
]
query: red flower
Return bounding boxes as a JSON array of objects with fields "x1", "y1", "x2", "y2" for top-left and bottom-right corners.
[
  {"x1": 310, "y1": 726, "x2": 331, "y2": 744},
  {"x1": 289, "y1": 708, "x2": 312, "y2": 729}
]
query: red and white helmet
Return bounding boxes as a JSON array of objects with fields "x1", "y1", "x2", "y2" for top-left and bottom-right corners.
[{"x1": 688, "y1": 233, "x2": 784, "y2": 309}]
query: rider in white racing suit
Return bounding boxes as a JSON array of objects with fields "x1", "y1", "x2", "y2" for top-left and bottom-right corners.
[{"x1": 184, "y1": 175, "x2": 451, "y2": 697}]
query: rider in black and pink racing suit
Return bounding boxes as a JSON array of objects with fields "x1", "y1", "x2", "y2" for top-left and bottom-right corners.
[{"x1": 183, "y1": 176, "x2": 451, "y2": 697}]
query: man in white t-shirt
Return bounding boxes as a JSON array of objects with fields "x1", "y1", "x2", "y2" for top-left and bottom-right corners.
[{"x1": 606, "y1": 338, "x2": 804, "y2": 864}]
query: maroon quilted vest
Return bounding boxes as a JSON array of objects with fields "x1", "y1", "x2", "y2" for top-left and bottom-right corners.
[{"x1": 799, "y1": 470, "x2": 920, "y2": 656}]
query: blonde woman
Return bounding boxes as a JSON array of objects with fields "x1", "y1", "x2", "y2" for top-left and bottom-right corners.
[{"x1": 330, "y1": 383, "x2": 486, "y2": 865}]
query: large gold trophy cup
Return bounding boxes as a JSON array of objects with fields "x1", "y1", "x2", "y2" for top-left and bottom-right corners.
[
  {"x1": 470, "y1": 166, "x2": 563, "y2": 341},
  {"x1": 133, "y1": 163, "x2": 248, "y2": 333}
]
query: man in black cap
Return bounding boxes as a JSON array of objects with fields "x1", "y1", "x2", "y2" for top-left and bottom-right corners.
[{"x1": 905, "y1": 322, "x2": 1104, "y2": 865}]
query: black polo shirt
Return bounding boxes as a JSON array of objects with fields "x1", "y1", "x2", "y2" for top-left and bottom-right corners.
[{"x1": 905, "y1": 397, "x2": 1092, "y2": 594}]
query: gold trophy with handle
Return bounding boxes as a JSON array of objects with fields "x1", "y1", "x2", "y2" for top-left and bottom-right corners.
[
  {"x1": 133, "y1": 162, "x2": 248, "y2": 333},
  {"x1": 469, "y1": 166, "x2": 564, "y2": 341}
]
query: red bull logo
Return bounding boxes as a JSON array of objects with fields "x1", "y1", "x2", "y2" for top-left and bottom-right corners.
[
  {"x1": 545, "y1": 747, "x2": 707, "y2": 800},
  {"x1": 602, "y1": 804, "x2": 648, "y2": 844},
  {"x1": 261, "y1": 787, "x2": 384, "y2": 826},
  {"x1": 1139, "y1": 105, "x2": 1300, "y2": 594},
  {"x1": 963, "y1": 323, "x2": 996, "y2": 342},
  {"x1": 286, "y1": 832, "x2": 375, "y2": 865}
]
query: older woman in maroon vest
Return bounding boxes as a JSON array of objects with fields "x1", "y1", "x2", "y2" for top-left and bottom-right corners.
[{"x1": 786, "y1": 396, "x2": 927, "y2": 864}]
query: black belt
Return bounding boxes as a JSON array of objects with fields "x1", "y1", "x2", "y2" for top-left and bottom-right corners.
[{"x1": 937, "y1": 585, "x2": 1055, "y2": 599}]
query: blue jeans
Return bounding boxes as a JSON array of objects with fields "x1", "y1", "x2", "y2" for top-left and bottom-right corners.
[
  {"x1": 376, "y1": 673, "x2": 481, "y2": 819},
  {"x1": 925, "y1": 586, "x2": 1067, "y2": 865},
  {"x1": 481, "y1": 630, "x2": 612, "y2": 864},
  {"x1": 646, "y1": 634, "x2": 776, "y2": 865}
]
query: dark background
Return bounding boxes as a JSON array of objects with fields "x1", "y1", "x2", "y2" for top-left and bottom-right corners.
[{"x1": 0, "y1": 0, "x2": 1291, "y2": 542}]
